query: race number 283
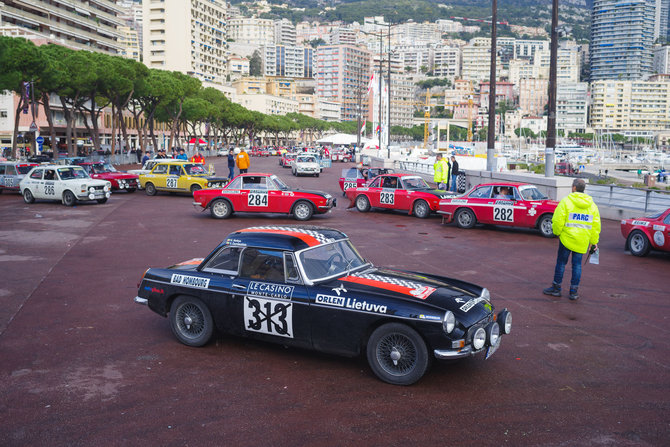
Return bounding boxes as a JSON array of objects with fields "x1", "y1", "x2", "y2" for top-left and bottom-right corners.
[
  {"x1": 493, "y1": 206, "x2": 514, "y2": 222},
  {"x1": 244, "y1": 297, "x2": 293, "y2": 338},
  {"x1": 380, "y1": 190, "x2": 394, "y2": 205}
]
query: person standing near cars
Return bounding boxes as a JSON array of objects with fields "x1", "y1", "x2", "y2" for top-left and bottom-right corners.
[
  {"x1": 237, "y1": 147, "x2": 250, "y2": 174},
  {"x1": 227, "y1": 148, "x2": 236, "y2": 179},
  {"x1": 450, "y1": 155, "x2": 460, "y2": 192},
  {"x1": 543, "y1": 178, "x2": 601, "y2": 301},
  {"x1": 433, "y1": 154, "x2": 449, "y2": 190}
]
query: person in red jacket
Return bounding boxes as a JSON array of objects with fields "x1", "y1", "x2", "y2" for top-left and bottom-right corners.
[{"x1": 190, "y1": 152, "x2": 205, "y2": 164}]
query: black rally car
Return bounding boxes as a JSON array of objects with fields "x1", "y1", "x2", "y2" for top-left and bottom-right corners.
[{"x1": 134, "y1": 226, "x2": 512, "y2": 385}]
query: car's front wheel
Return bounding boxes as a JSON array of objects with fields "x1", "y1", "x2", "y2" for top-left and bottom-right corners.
[
  {"x1": 293, "y1": 200, "x2": 314, "y2": 221},
  {"x1": 538, "y1": 214, "x2": 554, "y2": 238},
  {"x1": 96, "y1": 198, "x2": 108, "y2": 204},
  {"x1": 627, "y1": 230, "x2": 651, "y2": 257},
  {"x1": 190, "y1": 184, "x2": 201, "y2": 194},
  {"x1": 455, "y1": 208, "x2": 476, "y2": 229},
  {"x1": 366, "y1": 323, "x2": 430, "y2": 386},
  {"x1": 62, "y1": 190, "x2": 77, "y2": 207},
  {"x1": 145, "y1": 183, "x2": 157, "y2": 196},
  {"x1": 169, "y1": 296, "x2": 214, "y2": 347},
  {"x1": 23, "y1": 189, "x2": 35, "y2": 204},
  {"x1": 355, "y1": 195, "x2": 370, "y2": 212},
  {"x1": 413, "y1": 200, "x2": 431, "y2": 218},
  {"x1": 210, "y1": 199, "x2": 232, "y2": 219}
]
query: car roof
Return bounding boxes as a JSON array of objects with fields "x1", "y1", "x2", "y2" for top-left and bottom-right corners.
[
  {"x1": 0, "y1": 161, "x2": 38, "y2": 166},
  {"x1": 476, "y1": 182, "x2": 529, "y2": 187},
  {"x1": 224, "y1": 226, "x2": 348, "y2": 251}
]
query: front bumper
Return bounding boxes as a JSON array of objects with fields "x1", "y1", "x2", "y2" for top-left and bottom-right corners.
[
  {"x1": 77, "y1": 191, "x2": 111, "y2": 201},
  {"x1": 436, "y1": 210, "x2": 454, "y2": 223}
]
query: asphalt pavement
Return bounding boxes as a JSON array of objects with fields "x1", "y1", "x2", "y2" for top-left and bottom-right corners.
[{"x1": 1, "y1": 155, "x2": 669, "y2": 446}]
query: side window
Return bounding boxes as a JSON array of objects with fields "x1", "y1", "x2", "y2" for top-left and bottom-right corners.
[
  {"x1": 242, "y1": 176, "x2": 266, "y2": 190},
  {"x1": 169, "y1": 165, "x2": 182, "y2": 176},
  {"x1": 664, "y1": 214, "x2": 670, "y2": 225},
  {"x1": 153, "y1": 164, "x2": 167, "y2": 174},
  {"x1": 30, "y1": 169, "x2": 43, "y2": 180},
  {"x1": 284, "y1": 253, "x2": 300, "y2": 282},
  {"x1": 44, "y1": 170, "x2": 56, "y2": 181},
  {"x1": 369, "y1": 177, "x2": 382, "y2": 188},
  {"x1": 0, "y1": 166, "x2": 5, "y2": 175},
  {"x1": 203, "y1": 246, "x2": 243, "y2": 274},
  {"x1": 227, "y1": 177, "x2": 242, "y2": 189},
  {"x1": 240, "y1": 248, "x2": 285, "y2": 282},
  {"x1": 470, "y1": 185, "x2": 492, "y2": 199},
  {"x1": 382, "y1": 176, "x2": 398, "y2": 189},
  {"x1": 7, "y1": 166, "x2": 17, "y2": 175}
]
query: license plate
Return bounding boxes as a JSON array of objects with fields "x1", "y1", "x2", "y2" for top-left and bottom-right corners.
[{"x1": 485, "y1": 342, "x2": 500, "y2": 359}]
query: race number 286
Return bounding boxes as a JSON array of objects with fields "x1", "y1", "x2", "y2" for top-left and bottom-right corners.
[{"x1": 493, "y1": 206, "x2": 514, "y2": 222}]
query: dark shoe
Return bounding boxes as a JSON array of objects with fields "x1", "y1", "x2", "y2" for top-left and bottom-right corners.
[
  {"x1": 569, "y1": 289, "x2": 579, "y2": 301},
  {"x1": 543, "y1": 284, "x2": 561, "y2": 297}
]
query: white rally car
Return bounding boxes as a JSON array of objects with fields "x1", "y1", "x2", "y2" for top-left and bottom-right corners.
[
  {"x1": 291, "y1": 154, "x2": 321, "y2": 177},
  {"x1": 20, "y1": 165, "x2": 111, "y2": 206}
]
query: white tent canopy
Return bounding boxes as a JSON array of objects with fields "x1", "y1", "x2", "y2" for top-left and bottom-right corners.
[{"x1": 317, "y1": 133, "x2": 369, "y2": 146}]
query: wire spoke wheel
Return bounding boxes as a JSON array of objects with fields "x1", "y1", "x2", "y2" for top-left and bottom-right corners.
[
  {"x1": 376, "y1": 333, "x2": 418, "y2": 376},
  {"x1": 175, "y1": 303, "x2": 206, "y2": 340},
  {"x1": 169, "y1": 296, "x2": 213, "y2": 347},
  {"x1": 367, "y1": 323, "x2": 429, "y2": 385}
]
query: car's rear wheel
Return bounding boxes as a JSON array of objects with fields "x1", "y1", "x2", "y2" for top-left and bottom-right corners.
[
  {"x1": 413, "y1": 200, "x2": 431, "y2": 218},
  {"x1": 96, "y1": 198, "x2": 108, "y2": 204},
  {"x1": 366, "y1": 323, "x2": 430, "y2": 386},
  {"x1": 293, "y1": 200, "x2": 314, "y2": 221},
  {"x1": 169, "y1": 296, "x2": 214, "y2": 347},
  {"x1": 145, "y1": 183, "x2": 157, "y2": 196},
  {"x1": 627, "y1": 230, "x2": 651, "y2": 257},
  {"x1": 62, "y1": 190, "x2": 76, "y2": 207},
  {"x1": 455, "y1": 208, "x2": 476, "y2": 229},
  {"x1": 190, "y1": 184, "x2": 201, "y2": 194},
  {"x1": 538, "y1": 214, "x2": 554, "y2": 238},
  {"x1": 23, "y1": 189, "x2": 35, "y2": 204},
  {"x1": 210, "y1": 199, "x2": 232, "y2": 219},
  {"x1": 355, "y1": 195, "x2": 370, "y2": 212}
]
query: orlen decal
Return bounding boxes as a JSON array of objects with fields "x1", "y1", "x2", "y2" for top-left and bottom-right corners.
[
  {"x1": 315, "y1": 294, "x2": 387, "y2": 314},
  {"x1": 459, "y1": 296, "x2": 487, "y2": 312},
  {"x1": 632, "y1": 220, "x2": 649, "y2": 226},
  {"x1": 409, "y1": 286, "x2": 437, "y2": 300},
  {"x1": 248, "y1": 281, "x2": 294, "y2": 299},
  {"x1": 170, "y1": 274, "x2": 210, "y2": 289}
]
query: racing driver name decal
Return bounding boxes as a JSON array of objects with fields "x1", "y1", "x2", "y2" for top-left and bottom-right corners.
[
  {"x1": 248, "y1": 281, "x2": 294, "y2": 299},
  {"x1": 170, "y1": 274, "x2": 210, "y2": 289},
  {"x1": 315, "y1": 294, "x2": 388, "y2": 314}
]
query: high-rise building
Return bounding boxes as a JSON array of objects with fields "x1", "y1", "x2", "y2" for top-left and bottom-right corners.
[
  {"x1": 263, "y1": 45, "x2": 314, "y2": 79},
  {"x1": 143, "y1": 0, "x2": 227, "y2": 85},
  {"x1": 315, "y1": 44, "x2": 371, "y2": 121},
  {"x1": 274, "y1": 18, "x2": 296, "y2": 46},
  {"x1": 227, "y1": 17, "x2": 274, "y2": 47},
  {"x1": 590, "y1": 0, "x2": 655, "y2": 81},
  {"x1": 0, "y1": 0, "x2": 126, "y2": 54},
  {"x1": 557, "y1": 82, "x2": 588, "y2": 134}
]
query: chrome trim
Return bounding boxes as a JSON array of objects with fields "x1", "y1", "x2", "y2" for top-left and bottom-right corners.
[
  {"x1": 434, "y1": 346, "x2": 474, "y2": 359},
  {"x1": 134, "y1": 296, "x2": 148, "y2": 305}
]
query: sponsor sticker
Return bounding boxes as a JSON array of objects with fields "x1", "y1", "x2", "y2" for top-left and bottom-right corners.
[
  {"x1": 653, "y1": 225, "x2": 664, "y2": 231},
  {"x1": 450, "y1": 199, "x2": 468, "y2": 204},
  {"x1": 653, "y1": 230, "x2": 665, "y2": 246},
  {"x1": 409, "y1": 286, "x2": 436, "y2": 300},
  {"x1": 632, "y1": 220, "x2": 649, "y2": 226},
  {"x1": 244, "y1": 297, "x2": 293, "y2": 338},
  {"x1": 170, "y1": 274, "x2": 210, "y2": 289},
  {"x1": 528, "y1": 207, "x2": 537, "y2": 216},
  {"x1": 144, "y1": 286, "x2": 164, "y2": 294},
  {"x1": 419, "y1": 314, "x2": 442, "y2": 321},
  {"x1": 248, "y1": 281, "x2": 294, "y2": 299},
  {"x1": 495, "y1": 200, "x2": 513, "y2": 205},
  {"x1": 459, "y1": 296, "x2": 487, "y2": 312},
  {"x1": 315, "y1": 294, "x2": 388, "y2": 314},
  {"x1": 226, "y1": 238, "x2": 246, "y2": 246}
]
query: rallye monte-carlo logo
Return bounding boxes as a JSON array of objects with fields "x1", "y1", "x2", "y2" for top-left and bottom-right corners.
[
  {"x1": 170, "y1": 273, "x2": 210, "y2": 289},
  {"x1": 315, "y1": 294, "x2": 388, "y2": 314}
]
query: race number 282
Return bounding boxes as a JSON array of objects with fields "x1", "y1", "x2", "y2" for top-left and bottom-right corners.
[{"x1": 493, "y1": 206, "x2": 514, "y2": 222}]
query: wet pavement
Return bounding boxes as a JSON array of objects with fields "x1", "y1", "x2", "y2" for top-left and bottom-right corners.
[{"x1": 1, "y1": 155, "x2": 669, "y2": 446}]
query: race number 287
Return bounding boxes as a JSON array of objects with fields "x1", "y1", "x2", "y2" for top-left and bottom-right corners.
[
  {"x1": 493, "y1": 206, "x2": 514, "y2": 222},
  {"x1": 166, "y1": 177, "x2": 178, "y2": 188}
]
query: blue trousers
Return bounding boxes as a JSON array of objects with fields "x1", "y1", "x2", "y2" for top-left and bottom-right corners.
[
  {"x1": 228, "y1": 166, "x2": 235, "y2": 179},
  {"x1": 553, "y1": 241, "x2": 583, "y2": 291}
]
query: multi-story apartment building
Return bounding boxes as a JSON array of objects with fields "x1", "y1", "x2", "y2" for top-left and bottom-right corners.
[
  {"x1": 227, "y1": 17, "x2": 274, "y2": 47},
  {"x1": 518, "y1": 78, "x2": 549, "y2": 116},
  {"x1": 274, "y1": 18, "x2": 296, "y2": 46},
  {"x1": 296, "y1": 21, "x2": 332, "y2": 45},
  {"x1": 143, "y1": 0, "x2": 227, "y2": 85},
  {"x1": 479, "y1": 82, "x2": 515, "y2": 109},
  {"x1": 118, "y1": 0, "x2": 144, "y2": 59},
  {"x1": 0, "y1": 0, "x2": 126, "y2": 54},
  {"x1": 590, "y1": 80, "x2": 670, "y2": 135},
  {"x1": 590, "y1": 0, "x2": 655, "y2": 81},
  {"x1": 461, "y1": 38, "x2": 501, "y2": 83},
  {"x1": 263, "y1": 45, "x2": 315, "y2": 79},
  {"x1": 396, "y1": 44, "x2": 432, "y2": 74},
  {"x1": 330, "y1": 26, "x2": 357, "y2": 45},
  {"x1": 388, "y1": 74, "x2": 415, "y2": 128},
  {"x1": 236, "y1": 93, "x2": 299, "y2": 116},
  {"x1": 118, "y1": 25, "x2": 141, "y2": 62},
  {"x1": 514, "y1": 40, "x2": 549, "y2": 64},
  {"x1": 227, "y1": 54, "x2": 250, "y2": 79},
  {"x1": 398, "y1": 21, "x2": 440, "y2": 45},
  {"x1": 653, "y1": 45, "x2": 670, "y2": 74},
  {"x1": 433, "y1": 47, "x2": 461, "y2": 79},
  {"x1": 315, "y1": 44, "x2": 371, "y2": 121},
  {"x1": 556, "y1": 82, "x2": 588, "y2": 134}
]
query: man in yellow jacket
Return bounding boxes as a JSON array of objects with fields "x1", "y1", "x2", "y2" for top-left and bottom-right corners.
[
  {"x1": 433, "y1": 154, "x2": 450, "y2": 190},
  {"x1": 236, "y1": 148, "x2": 250, "y2": 173},
  {"x1": 543, "y1": 178, "x2": 601, "y2": 300}
]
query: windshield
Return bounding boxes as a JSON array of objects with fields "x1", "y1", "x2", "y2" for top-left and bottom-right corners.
[
  {"x1": 298, "y1": 240, "x2": 368, "y2": 282},
  {"x1": 271, "y1": 175, "x2": 290, "y2": 190},
  {"x1": 185, "y1": 164, "x2": 206, "y2": 175},
  {"x1": 58, "y1": 167, "x2": 89, "y2": 180},
  {"x1": 297, "y1": 156, "x2": 316, "y2": 163},
  {"x1": 403, "y1": 176, "x2": 430, "y2": 190},
  {"x1": 17, "y1": 165, "x2": 35, "y2": 174},
  {"x1": 90, "y1": 163, "x2": 114, "y2": 174},
  {"x1": 519, "y1": 185, "x2": 548, "y2": 200}
]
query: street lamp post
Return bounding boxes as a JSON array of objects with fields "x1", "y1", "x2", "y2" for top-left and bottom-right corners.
[
  {"x1": 486, "y1": 0, "x2": 498, "y2": 172},
  {"x1": 545, "y1": 0, "x2": 559, "y2": 177}
]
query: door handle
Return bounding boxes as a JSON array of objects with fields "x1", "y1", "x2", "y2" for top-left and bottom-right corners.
[{"x1": 232, "y1": 284, "x2": 246, "y2": 290}]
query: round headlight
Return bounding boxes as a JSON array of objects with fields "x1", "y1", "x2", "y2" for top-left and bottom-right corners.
[
  {"x1": 498, "y1": 310, "x2": 512, "y2": 335},
  {"x1": 88, "y1": 193, "x2": 95, "y2": 200},
  {"x1": 486, "y1": 322, "x2": 500, "y2": 347},
  {"x1": 103, "y1": 185, "x2": 110, "y2": 192},
  {"x1": 472, "y1": 327, "x2": 486, "y2": 350},
  {"x1": 442, "y1": 311, "x2": 455, "y2": 334},
  {"x1": 88, "y1": 187, "x2": 95, "y2": 193}
]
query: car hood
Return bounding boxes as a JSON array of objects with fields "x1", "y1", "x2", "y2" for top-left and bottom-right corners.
[
  {"x1": 293, "y1": 188, "x2": 332, "y2": 199},
  {"x1": 409, "y1": 188, "x2": 458, "y2": 199},
  {"x1": 94, "y1": 172, "x2": 137, "y2": 180},
  {"x1": 331, "y1": 267, "x2": 492, "y2": 326}
]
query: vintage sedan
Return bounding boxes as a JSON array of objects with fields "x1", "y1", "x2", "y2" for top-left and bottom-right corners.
[
  {"x1": 19, "y1": 165, "x2": 111, "y2": 206},
  {"x1": 279, "y1": 152, "x2": 297, "y2": 168},
  {"x1": 438, "y1": 182, "x2": 558, "y2": 237},
  {"x1": 346, "y1": 173, "x2": 456, "y2": 218},
  {"x1": 0, "y1": 161, "x2": 38, "y2": 193},
  {"x1": 139, "y1": 160, "x2": 228, "y2": 196},
  {"x1": 134, "y1": 225, "x2": 511, "y2": 385},
  {"x1": 621, "y1": 208, "x2": 670, "y2": 256},
  {"x1": 193, "y1": 173, "x2": 336, "y2": 221},
  {"x1": 76, "y1": 161, "x2": 139, "y2": 192},
  {"x1": 338, "y1": 167, "x2": 396, "y2": 194},
  {"x1": 291, "y1": 154, "x2": 321, "y2": 177}
]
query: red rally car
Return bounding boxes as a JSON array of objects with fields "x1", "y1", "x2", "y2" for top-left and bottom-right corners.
[
  {"x1": 345, "y1": 173, "x2": 456, "y2": 218},
  {"x1": 621, "y1": 208, "x2": 670, "y2": 256},
  {"x1": 438, "y1": 182, "x2": 558, "y2": 237},
  {"x1": 192, "y1": 173, "x2": 336, "y2": 221},
  {"x1": 338, "y1": 167, "x2": 395, "y2": 194},
  {"x1": 280, "y1": 152, "x2": 297, "y2": 168},
  {"x1": 76, "y1": 161, "x2": 139, "y2": 192}
]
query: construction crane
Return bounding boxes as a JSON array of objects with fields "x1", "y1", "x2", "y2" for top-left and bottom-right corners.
[{"x1": 450, "y1": 16, "x2": 509, "y2": 26}]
